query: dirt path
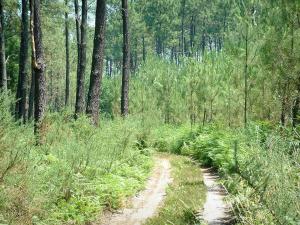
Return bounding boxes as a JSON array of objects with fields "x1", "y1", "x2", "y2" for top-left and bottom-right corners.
[
  {"x1": 201, "y1": 168, "x2": 231, "y2": 225},
  {"x1": 99, "y1": 157, "x2": 172, "y2": 225}
]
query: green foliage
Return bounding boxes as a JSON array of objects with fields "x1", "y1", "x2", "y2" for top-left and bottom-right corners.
[
  {"x1": 145, "y1": 155, "x2": 206, "y2": 225},
  {"x1": 0, "y1": 102, "x2": 153, "y2": 224},
  {"x1": 152, "y1": 123, "x2": 300, "y2": 225}
]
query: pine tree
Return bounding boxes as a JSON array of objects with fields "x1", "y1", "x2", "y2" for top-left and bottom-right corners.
[
  {"x1": 86, "y1": 0, "x2": 107, "y2": 125},
  {"x1": 121, "y1": 0, "x2": 130, "y2": 116},
  {"x1": 16, "y1": 0, "x2": 29, "y2": 122},
  {"x1": 75, "y1": 0, "x2": 87, "y2": 117},
  {"x1": 0, "y1": 0, "x2": 7, "y2": 91}
]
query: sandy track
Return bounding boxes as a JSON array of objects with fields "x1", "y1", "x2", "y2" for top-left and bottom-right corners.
[
  {"x1": 201, "y1": 168, "x2": 231, "y2": 225},
  {"x1": 99, "y1": 157, "x2": 172, "y2": 225}
]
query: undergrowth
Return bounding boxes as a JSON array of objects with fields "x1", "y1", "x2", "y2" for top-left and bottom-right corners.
[
  {"x1": 145, "y1": 154, "x2": 206, "y2": 225},
  {"x1": 151, "y1": 123, "x2": 300, "y2": 225},
  {"x1": 0, "y1": 96, "x2": 153, "y2": 225}
]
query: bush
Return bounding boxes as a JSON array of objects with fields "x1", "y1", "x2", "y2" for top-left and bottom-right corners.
[
  {"x1": 0, "y1": 110, "x2": 153, "y2": 225},
  {"x1": 151, "y1": 122, "x2": 300, "y2": 225}
]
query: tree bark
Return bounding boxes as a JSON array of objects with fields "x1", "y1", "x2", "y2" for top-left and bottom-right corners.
[
  {"x1": 180, "y1": 0, "x2": 186, "y2": 57},
  {"x1": 281, "y1": 83, "x2": 287, "y2": 126},
  {"x1": 244, "y1": 24, "x2": 248, "y2": 128},
  {"x1": 31, "y1": 0, "x2": 46, "y2": 135},
  {"x1": 189, "y1": 15, "x2": 195, "y2": 56},
  {"x1": 28, "y1": 7, "x2": 35, "y2": 121},
  {"x1": 65, "y1": 0, "x2": 70, "y2": 106},
  {"x1": 121, "y1": 0, "x2": 130, "y2": 117},
  {"x1": 75, "y1": 0, "x2": 87, "y2": 117},
  {"x1": 86, "y1": 0, "x2": 106, "y2": 125},
  {"x1": 16, "y1": 0, "x2": 29, "y2": 123},
  {"x1": 142, "y1": 36, "x2": 146, "y2": 62},
  {"x1": 292, "y1": 85, "x2": 300, "y2": 127},
  {"x1": 74, "y1": 0, "x2": 81, "y2": 62},
  {"x1": 0, "y1": 0, "x2": 7, "y2": 91},
  {"x1": 28, "y1": 64, "x2": 35, "y2": 120},
  {"x1": 201, "y1": 33, "x2": 205, "y2": 56}
]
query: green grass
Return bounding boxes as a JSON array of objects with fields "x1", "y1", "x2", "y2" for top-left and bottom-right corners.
[
  {"x1": 0, "y1": 99, "x2": 154, "y2": 225},
  {"x1": 151, "y1": 124, "x2": 300, "y2": 225},
  {"x1": 145, "y1": 154, "x2": 206, "y2": 225}
]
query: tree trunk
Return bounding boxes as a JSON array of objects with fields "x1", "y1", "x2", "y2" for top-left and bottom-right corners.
[
  {"x1": 75, "y1": 0, "x2": 87, "y2": 117},
  {"x1": 109, "y1": 58, "x2": 112, "y2": 77},
  {"x1": 142, "y1": 36, "x2": 146, "y2": 62},
  {"x1": 189, "y1": 15, "x2": 195, "y2": 57},
  {"x1": 0, "y1": 0, "x2": 7, "y2": 91},
  {"x1": 64, "y1": 0, "x2": 70, "y2": 106},
  {"x1": 74, "y1": 0, "x2": 81, "y2": 61},
  {"x1": 16, "y1": 0, "x2": 29, "y2": 123},
  {"x1": 121, "y1": 0, "x2": 130, "y2": 117},
  {"x1": 244, "y1": 24, "x2": 248, "y2": 128},
  {"x1": 86, "y1": 0, "x2": 106, "y2": 125},
  {"x1": 201, "y1": 33, "x2": 205, "y2": 56},
  {"x1": 31, "y1": 0, "x2": 46, "y2": 135},
  {"x1": 28, "y1": 9, "x2": 35, "y2": 121},
  {"x1": 180, "y1": 0, "x2": 186, "y2": 57},
  {"x1": 281, "y1": 84, "x2": 287, "y2": 126},
  {"x1": 292, "y1": 83, "x2": 300, "y2": 127},
  {"x1": 28, "y1": 64, "x2": 35, "y2": 120}
]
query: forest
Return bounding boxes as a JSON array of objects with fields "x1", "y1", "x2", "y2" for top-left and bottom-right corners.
[{"x1": 0, "y1": 0, "x2": 299, "y2": 224}]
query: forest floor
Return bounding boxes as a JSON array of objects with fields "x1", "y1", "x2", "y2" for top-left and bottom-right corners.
[
  {"x1": 201, "y1": 168, "x2": 231, "y2": 225},
  {"x1": 98, "y1": 154, "x2": 231, "y2": 225},
  {"x1": 98, "y1": 155, "x2": 172, "y2": 225}
]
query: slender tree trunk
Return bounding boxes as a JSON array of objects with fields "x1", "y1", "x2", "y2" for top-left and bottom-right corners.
[
  {"x1": 28, "y1": 7, "x2": 35, "y2": 121},
  {"x1": 75, "y1": 0, "x2": 87, "y2": 117},
  {"x1": 28, "y1": 64, "x2": 35, "y2": 120},
  {"x1": 121, "y1": 0, "x2": 130, "y2": 117},
  {"x1": 109, "y1": 58, "x2": 112, "y2": 77},
  {"x1": 189, "y1": 15, "x2": 195, "y2": 57},
  {"x1": 64, "y1": 0, "x2": 70, "y2": 106},
  {"x1": 86, "y1": 0, "x2": 106, "y2": 125},
  {"x1": 201, "y1": 33, "x2": 205, "y2": 56},
  {"x1": 180, "y1": 0, "x2": 186, "y2": 57},
  {"x1": 290, "y1": 19, "x2": 300, "y2": 127},
  {"x1": 171, "y1": 46, "x2": 174, "y2": 62},
  {"x1": 175, "y1": 46, "x2": 179, "y2": 64},
  {"x1": 74, "y1": 0, "x2": 81, "y2": 60},
  {"x1": 142, "y1": 36, "x2": 146, "y2": 62},
  {"x1": 292, "y1": 80, "x2": 300, "y2": 127},
  {"x1": 281, "y1": 83, "x2": 287, "y2": 126},
  {"x1": 16, "y1": 0, "x2": 29, "y2": 123},
  {"x1": 0, "y1": 0, "x2": 7, "y2": 91},
  {"x1": 202, "y1": 108, "x2": 207, "y2": 126},
  {"x1": 244, "y1": 24, "x2": 249, "y2": 128},
  {"x1": 31, "y1": 0, "x2": 46, "y2": 135}
]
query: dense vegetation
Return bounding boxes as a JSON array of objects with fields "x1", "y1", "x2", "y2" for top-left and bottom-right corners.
[
  {"x1": 152, "y1": 123, "x2": 300, "y2": 224},
  {"x1": 0, "y1": 0, "x2": 299, "y2": 224}
]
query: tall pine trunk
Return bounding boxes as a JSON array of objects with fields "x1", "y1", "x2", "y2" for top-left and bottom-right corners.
[
  {"x1": 142, "y1": 36, "x2": 146, "y2": 62},
  {"x1": 0, "y1": 0, "x2": 7, "y2": 91},
  {"x1": 86, "y1": 0, "x2": 106, "y2": 125},
  {"x1": 28, "y1": 6, "x2": 35, "y2": 121},
  {"x1": 16, "y1": 0, "x2": 29, "y2": 122},
  {"x1": 121, "y1": 0, "x2": 130, "y2": 116},
  {"x1": 189, "y1": 15, "x2": 195, "y2": 57},
  {"x1": 31, "y1": 0, "x2": 46, "y2": 135},
  {"x1": 180, "y1": 0, "x2": 186, "y2": 57},
  {"x1": 75, "y1": 0, "x2": 87, "y2": 117},
  {"x1": 292, "y1": 78, "x2": 300, "y2": 127},
  {"x1": 74, "y1": 0, "x2": 81, "y2": 62},
  {"x1": 244, "y1": 24, "x2": 249, "y2": 128},
  {"x1": 64, "y1": 0, "x2": 70, "y2": 106},
  {"x1": 28, "y1": 64, "x2": 35, "y2": 120}
]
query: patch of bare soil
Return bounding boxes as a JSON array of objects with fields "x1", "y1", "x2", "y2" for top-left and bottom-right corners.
[
  {"x1": 98, "y1": 157, "x2": 172, "y2": 225},
  {"x1": 201, "y1": 168, "x2": 232, "y2": 225}
]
